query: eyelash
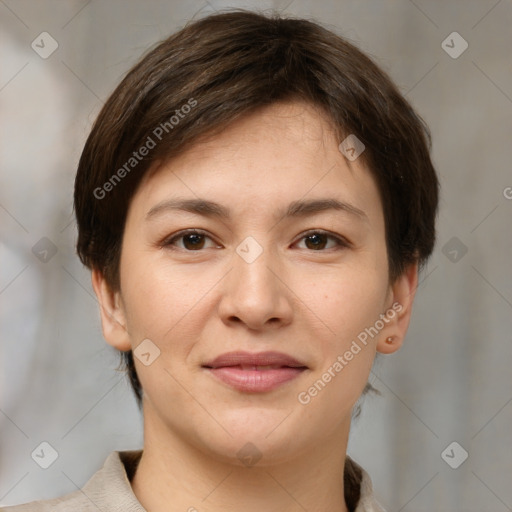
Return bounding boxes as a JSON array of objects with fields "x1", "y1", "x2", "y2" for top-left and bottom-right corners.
[{"x1": 161, "y1": 229, "x2": 350, "y2": 252}]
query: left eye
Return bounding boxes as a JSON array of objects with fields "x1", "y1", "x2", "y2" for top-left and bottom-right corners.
[{"x1": 295, "y1": 231, "x2": 347, "y2": 251}]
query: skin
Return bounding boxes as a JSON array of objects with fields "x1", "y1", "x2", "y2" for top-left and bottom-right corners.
[{"x1": 92, "y1": 100, "x2": 418, "y2": 512}]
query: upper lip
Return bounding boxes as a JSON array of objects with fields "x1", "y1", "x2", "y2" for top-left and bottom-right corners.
[{"x1": 202, "y1": 351, "x2": 308, "y2": 369}]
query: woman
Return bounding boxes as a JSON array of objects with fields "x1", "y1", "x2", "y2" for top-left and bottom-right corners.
[{"x1": 4, "y1": 9, "x2": 438, "y2": 512}]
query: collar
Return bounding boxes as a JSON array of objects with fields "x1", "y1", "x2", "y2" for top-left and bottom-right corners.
[{"x1": 81, "y1": 450, "x2": 386, "y2": 512}]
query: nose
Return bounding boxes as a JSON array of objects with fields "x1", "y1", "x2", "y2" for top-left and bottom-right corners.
[{"x1": 217, "y1": 243, "x2": 294, "y2": 331}]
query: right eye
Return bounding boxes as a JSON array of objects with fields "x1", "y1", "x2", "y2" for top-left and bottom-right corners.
[{"x1": 161, "y1": 229, "x2": 219, "y2": 251}]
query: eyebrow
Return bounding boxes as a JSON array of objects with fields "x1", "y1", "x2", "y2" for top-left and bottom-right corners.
[{"x1": 145, "y1": 197, "x2": 368, "y2": 223}]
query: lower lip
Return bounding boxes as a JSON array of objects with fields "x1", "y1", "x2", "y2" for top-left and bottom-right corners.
[{"x1": 205, "y1": 367, "x2": 306, "y2": 392}]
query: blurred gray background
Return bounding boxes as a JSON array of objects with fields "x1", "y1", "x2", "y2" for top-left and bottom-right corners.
[{"x1": 1, "y1": 1, "x2": 511, "y2": 510}]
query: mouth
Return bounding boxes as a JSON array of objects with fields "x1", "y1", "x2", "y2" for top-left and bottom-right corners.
[{"x1": 202, "y1": 351, "x2": 308, "y2": 392}]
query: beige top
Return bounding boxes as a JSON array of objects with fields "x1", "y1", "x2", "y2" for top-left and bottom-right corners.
[{"x1": 1, "y1": 450, "x2": 386, "y2": 512}]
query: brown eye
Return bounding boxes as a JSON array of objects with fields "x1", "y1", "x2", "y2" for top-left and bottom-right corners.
[
  {"x1": 296, "y1": 231, "x2": 348, "y2": 251},
  {"x1": 182, "y1": 233, "x2": 205, "y2": 250},
  {"x1": 304, "y1": 233, "x2": 328, "y2": 250},
  {"x1": 163, "y1": 230, "x2": 216, "y2": 251}
]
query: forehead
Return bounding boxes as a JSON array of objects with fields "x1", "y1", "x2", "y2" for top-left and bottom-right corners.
[{"x1": 128, "y1": 100, "x2": 383, "y2": 227}]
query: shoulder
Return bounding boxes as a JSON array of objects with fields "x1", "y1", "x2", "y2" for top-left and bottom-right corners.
[
  {"x1": 0, "y1": 489, "x2": 92, "y2": 511},
  {"x1": 0, "y1": 450, "x2": 144, "y2": 512}
]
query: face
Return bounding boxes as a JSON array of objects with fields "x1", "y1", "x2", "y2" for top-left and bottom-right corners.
[{"x1": 93, "y1": 100, "x2": 416, "y2": 466}]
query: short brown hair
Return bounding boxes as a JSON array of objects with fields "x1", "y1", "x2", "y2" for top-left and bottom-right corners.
[{"x1": 74, "y1": 9, "x2": 439, "y2": 407}]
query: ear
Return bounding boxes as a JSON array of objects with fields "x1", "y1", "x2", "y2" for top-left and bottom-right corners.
[
  {"x1": 91, "y1": 268, "x2": 131, "y2": 351},
  {"x1": 376, "y1": 262, "x2": 419, "y2": 355}
]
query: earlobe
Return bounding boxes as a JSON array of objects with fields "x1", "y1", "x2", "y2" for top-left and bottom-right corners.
[
  {"x1": 377, "y1": 334, "x2": 401, "y2": 354},
  {"x1": 91, "y1": 268, "x2": 132, "y2": 351},
  {"x1": 376, "y1": 262, "x2": 419, "y2": 355}
]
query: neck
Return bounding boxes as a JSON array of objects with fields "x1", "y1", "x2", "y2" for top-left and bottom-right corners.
[{"x1": 131, "y1": 407, "x2": 352, "y2": 512}]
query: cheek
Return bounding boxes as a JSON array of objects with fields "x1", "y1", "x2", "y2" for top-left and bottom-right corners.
[
  {"x1": 293, "y1": 269, "x2": 387, "y2": 415},
  {"x1": 119, "y1": 252, "x2": 221, "y2": 347},
  {"x1": 119, "y1": 257, "x2": 217, "y2": 397},
  {"x1": 295, "y1": 260, "x2": 388, "y2": 347}
]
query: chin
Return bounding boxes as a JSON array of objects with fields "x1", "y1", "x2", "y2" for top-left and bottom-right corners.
[
  {"x1": 203, "y1": 433, "x2": 302, "y2": 468},
  {"x1": 197, "y1": 411, "x2": 308, "y2": 466}
]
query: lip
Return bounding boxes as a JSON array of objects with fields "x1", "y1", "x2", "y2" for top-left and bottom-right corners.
[
  {"x1": 203, "y1": 350, "x2": 307, "y2": 369},
  {"x1": 202, "y1": 351, "x2": 308, "y2": 393}
]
